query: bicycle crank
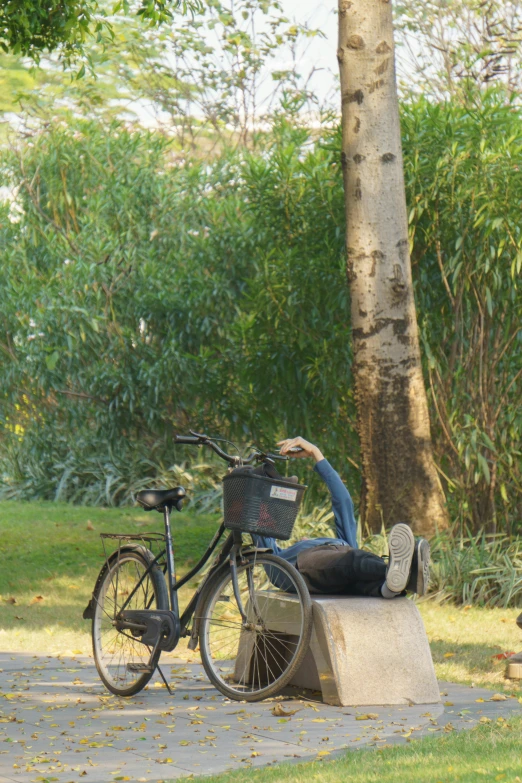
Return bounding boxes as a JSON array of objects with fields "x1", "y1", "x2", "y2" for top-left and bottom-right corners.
[{"x1": 117, "y1": 609, "x2": 179, "y2": 651}]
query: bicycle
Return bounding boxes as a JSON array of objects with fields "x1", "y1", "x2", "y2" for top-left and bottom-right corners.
[{"x1": 83, "y1": 431, "x2": 313, "y2": 702}]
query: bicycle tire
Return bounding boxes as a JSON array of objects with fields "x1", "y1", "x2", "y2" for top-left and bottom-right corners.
[
  {"x1": 198, "y1": 553, "x2": 312, "y2": 701},
  {"x1": 92, "y1": 546, "x2": 169, "y2": 697}
]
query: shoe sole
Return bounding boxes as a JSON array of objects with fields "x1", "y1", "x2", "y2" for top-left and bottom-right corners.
[
  {"x1": 415, "y1": 539, "x2": 431, "y2": 595},
  {"x1": 386, "y1": 524, "x2": 415, "y2": 593}
]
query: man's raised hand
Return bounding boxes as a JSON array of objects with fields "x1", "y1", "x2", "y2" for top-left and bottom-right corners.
[{"x1": 277, "y1": 437, "x2": 324, "y2": 463}]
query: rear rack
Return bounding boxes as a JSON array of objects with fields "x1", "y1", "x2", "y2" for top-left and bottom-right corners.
[
  {"x1": 100, "y1": 532, "x2": 167, "y2": 544},
  {"x1": 99, "y1": 532, "x2": 168, "y2": 573}
]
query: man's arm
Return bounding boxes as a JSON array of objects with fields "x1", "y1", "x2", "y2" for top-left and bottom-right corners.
[{"x1": 278, "y1": 437, "x2": 358, "y2": 549}]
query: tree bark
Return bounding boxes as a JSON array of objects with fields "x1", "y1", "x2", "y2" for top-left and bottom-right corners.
[{"x1": 338, "y1": 0, "x2": 449, "y2": 537}]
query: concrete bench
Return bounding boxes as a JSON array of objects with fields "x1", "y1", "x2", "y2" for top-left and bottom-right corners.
[{"x1": 235, "y1": 593, "x2": 440, "y2": 706}]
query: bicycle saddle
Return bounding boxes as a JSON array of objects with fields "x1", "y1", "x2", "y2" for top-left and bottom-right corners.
[{"x1": 136, "y1": 486, "x2": 186, "y2": 512}]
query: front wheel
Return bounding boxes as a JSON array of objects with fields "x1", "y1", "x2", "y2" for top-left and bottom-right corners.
[
  {"x1": 198, "y1": 553, "x2": 312, "y2": 701},
  {"x1": 92, "y1": 546, "x2": 169, "y2": 697}
]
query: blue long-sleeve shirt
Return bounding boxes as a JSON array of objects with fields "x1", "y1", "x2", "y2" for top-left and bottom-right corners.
[{"x1": 252, "y1": 458, "x2": 358, "y2": 566}]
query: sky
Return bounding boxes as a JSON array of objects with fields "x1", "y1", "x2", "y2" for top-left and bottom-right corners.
[
  {"x1": 282, "y1": 0, "x2": 338, "y2": 78},
  {"x1": 277, "y1": 0, "x2": 338, "y2": 106}
]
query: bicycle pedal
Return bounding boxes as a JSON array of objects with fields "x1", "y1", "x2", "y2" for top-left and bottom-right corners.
[{"x1": 127, "y1": 663, "x2": 154, "y2": 673}]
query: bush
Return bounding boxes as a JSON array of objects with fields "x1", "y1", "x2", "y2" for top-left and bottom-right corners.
[
  {"x1": 0, "y1": 91, "x2": 520, "y2": 537},
  {"x1": 429, "y1": 529, "x2": 522, "y2": 608},
  {"x1": 403, "y1": 92, "x2": 522, "y2": 535},
  {"x1": 0, "y1": 118, "x2": 354, "y2": 507}
]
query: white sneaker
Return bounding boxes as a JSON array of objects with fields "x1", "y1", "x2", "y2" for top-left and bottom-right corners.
[{"x1": 385, "y1": 523, "x2": 415, "y2": 594}]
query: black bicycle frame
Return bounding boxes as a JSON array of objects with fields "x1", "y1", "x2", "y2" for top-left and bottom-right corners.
[{"x1": 114, "y1": 508, "x2": 235, "y2": 645}]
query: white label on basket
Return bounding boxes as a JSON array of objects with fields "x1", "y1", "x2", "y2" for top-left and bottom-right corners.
[{"x1": 270, "y1": 485, "x2": 297, "y2": 502}]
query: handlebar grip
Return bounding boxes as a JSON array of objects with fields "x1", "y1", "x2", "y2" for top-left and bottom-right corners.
[{"x1": 175, "y1": 435, "x2": 201, "y2": 444}]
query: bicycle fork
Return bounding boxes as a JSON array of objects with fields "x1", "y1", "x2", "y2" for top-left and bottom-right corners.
[{"x1": 229, "y1": 532, "x2": 266, "y2": 632}]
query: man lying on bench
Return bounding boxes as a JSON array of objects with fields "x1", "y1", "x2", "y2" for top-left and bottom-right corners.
[{"x1": 252, "y1": 436, "x2": 431, "y2": 598}]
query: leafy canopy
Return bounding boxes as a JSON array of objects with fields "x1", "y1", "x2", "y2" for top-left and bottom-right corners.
[{"x1": 0, "y1": 0, "x2": 202, "y2": 61}]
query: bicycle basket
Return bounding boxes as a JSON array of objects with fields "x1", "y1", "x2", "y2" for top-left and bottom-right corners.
[{"x1": 222, "y1": 471, "x2": 306, "y2": 540}]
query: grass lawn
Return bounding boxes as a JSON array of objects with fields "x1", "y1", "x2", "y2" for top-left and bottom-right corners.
[
  {"x1": 188, "y1": 717, "x2": 522, "y2": 783},
  {"x1": 0, "y1": 500, "x2": 220, "y2": 658},
  {"x1": 0, "y1": 500, "x2": 521, "y2": 696}
]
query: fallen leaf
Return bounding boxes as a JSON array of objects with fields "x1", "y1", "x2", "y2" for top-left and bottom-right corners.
[
  {"x1": 316, "y1": 750, "x2": 330, "y2": 758},
  {"x1": 443, "y1": 702, "x2": 454, "y2": 707},
  {"x1": 251, "y1": 752, "x2": 260, "y2": 757},
  {"x1": 489, "y1": 694, "x2": 507, "y2": 701},
  {"x1": 30, "y1": 595, "x2": 44, "y2": 605},
  {"x1": 86, "y1": 520, "x2": 94, "y2": 531},
  {"x1": 270, "y1": 704, "x2": 299, "y2": 717},
  {"x1": 443, "y1": 652, "x2": 456, "y2": 659},
  {"x1": 492, "y1": 652, "x2": 516, "y2": 660},
  {"x1": 356, "y1": 713, "x2": 379, "y2": 721},
  {"x1": 479, "y1": 717, "x2": 491, "y2": 723},
  {"x1": 5, "y1": 597, "x2": 16, "y2": 604},
  {"x1": 475, "y1": 698, "x2": 485, "y2": 703}
]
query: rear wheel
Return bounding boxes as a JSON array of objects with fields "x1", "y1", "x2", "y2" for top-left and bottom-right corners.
[
  {"x1": 92, "y1": 547, "x2": 169, "y2": 697},
  {"x1": 198, "y1": 553, "x2": 312, "y2": 701}
]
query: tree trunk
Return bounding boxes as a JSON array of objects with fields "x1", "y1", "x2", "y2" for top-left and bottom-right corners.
[{"x1": 337, "y1": 0, "x2": 449, "y2": 537}]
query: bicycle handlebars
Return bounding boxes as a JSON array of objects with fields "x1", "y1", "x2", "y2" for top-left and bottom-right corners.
[{"x1": 174, "y1": 431, "x2": 289, "y2": 467}]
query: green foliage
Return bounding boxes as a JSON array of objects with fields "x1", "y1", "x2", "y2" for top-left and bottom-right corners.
[
  {"x1": 429, "y1": 528, "x2": 522, "y2": 608},
  {"x1": 0, "y1": 55, "x2": 39, "y2": 112},
  {"x1": 0, "y1": 0, "x2": 202, "y2": 62},
  {"x1": 0, "y1": 90, "x2": 520, "y2": 538},
  {"x1": 0, "y1": 117, "x2": 354, "y2": 507},
  {"x1": 0, "y1": 0, "x2": 100, "y2": 59},
  {"x1": 402, "y1": 91, "x2": 522, "y2": 534},
  {"x1": 5, "y1": 0, "x2": 321, "y2": 147}
]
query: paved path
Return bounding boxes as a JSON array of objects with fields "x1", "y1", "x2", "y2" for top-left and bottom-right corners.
[{"x1": 1, "y1": 652, "x2": 521, "y2": 783}]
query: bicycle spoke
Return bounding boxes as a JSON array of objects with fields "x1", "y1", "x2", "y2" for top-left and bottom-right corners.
[
  {"x1": 93, "y1": 553, "x2": 164, "y2": 694},
  {"x1": 201, "y1": 555, "x2": 309, "y2": 697}
]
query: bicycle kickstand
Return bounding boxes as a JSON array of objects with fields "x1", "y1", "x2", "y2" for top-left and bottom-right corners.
[
  {"x1": 127, "y1": 633, "x2": 174, "y2": 695},
  {"x1": 156, "y1": 663, "x2": 174, "y2": 696}
]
